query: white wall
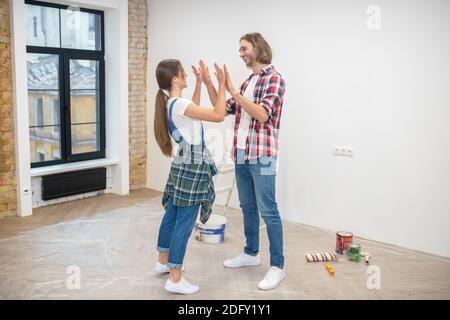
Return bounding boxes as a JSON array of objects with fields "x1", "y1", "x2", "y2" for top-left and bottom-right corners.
[{"x1": 147, "y1": 0, "x2": 450, "y2": 257}]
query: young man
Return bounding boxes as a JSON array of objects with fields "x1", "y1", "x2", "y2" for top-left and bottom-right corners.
[{"x1": 200, "y1": 33, "x2": 286, "y2": 290}]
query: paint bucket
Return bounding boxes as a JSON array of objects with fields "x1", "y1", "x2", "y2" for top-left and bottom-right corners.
[
  {"x1": 194, "y1": 214, "x2": 227, "y2": 244},
  {"x1": 336, "y1": 231, "x2": 353, "y2": 254}
]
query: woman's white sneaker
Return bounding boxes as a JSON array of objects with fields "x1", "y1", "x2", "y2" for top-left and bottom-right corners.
[
  {"x1": 153, "y1": 262, "x2": 185, "y2": 274},
  {"x1": 258, "y1": 266, "x2": 286, "y2": 290},
  {"x1": 223, "y1": 253, "x2": 261, "y2": 268},
  {"x1": 164, "y1": 277, "x2": 199, "y2": 294}
]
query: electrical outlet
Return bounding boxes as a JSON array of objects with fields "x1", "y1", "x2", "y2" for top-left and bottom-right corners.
[{"x1": 333, "y1": 146, "x2": 354, "y2": 157}]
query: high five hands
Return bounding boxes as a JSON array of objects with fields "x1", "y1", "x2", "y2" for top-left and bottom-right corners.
[{"x1": 198, "y1": 60, "x2": 237, "y2": 95}]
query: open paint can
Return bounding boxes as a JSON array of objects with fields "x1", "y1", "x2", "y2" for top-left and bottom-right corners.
[
  {"x1": 336, "y1": 231, "x2": 353, "y2": 254},
  {"x1": 194, "y1": 214, "x2": 227, "y2": 244}
]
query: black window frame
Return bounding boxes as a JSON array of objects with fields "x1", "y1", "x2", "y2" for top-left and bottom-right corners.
[{"x1": 26, "y1": 0, "x2": 105, "y2": 168}]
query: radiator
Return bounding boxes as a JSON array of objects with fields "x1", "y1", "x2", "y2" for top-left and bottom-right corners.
[{"x1": 41, "y1": 167, "x2": 107, "y2": 200}]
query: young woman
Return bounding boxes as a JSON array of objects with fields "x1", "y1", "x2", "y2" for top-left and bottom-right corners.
[{"x1": 152, "y1": 59, "x2": 226, "y2": 294}]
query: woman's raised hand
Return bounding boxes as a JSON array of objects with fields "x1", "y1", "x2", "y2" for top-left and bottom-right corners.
[
  {"x1": 191, "y1": 65, "x2": 202, "y2": 84},
  {"x1": 198, "y1": 60, "x2": 212, "y2": 85}
]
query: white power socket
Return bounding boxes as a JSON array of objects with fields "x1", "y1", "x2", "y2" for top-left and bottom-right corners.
[{"x1": 333, "y1": 146, "x2": 354, "y2": 157}]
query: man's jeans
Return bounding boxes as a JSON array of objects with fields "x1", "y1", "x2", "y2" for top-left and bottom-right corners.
[
  {"x1": 157, "y1": 197, "x2": 200, "y2": 269},
  {"x1": 235, "y1": 149, "x2": 284, "y2": 269}
]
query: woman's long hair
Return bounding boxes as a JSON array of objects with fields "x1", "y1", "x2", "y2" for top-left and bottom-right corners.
[{"x1": 154, "y1": 59, "x2": 182, "y2": 157}]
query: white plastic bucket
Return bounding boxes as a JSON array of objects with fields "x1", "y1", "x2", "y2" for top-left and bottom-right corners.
[{"x1": 194, "y1": 214, "x2": 227, "y2": 244}]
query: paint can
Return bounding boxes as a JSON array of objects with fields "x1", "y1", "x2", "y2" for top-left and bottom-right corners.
[
  {"x1": 347, "y1": 243, "x2": 361, "y2": 262},
  {"x1": 336, "y1": 231, "x2": 353, "y2": 254},
  {"x1": 305, "y1": 252, "x2": 337, "y2": 262},
  {"x1": 194, "y1": 214, "x2": 227, "y2": 244}
]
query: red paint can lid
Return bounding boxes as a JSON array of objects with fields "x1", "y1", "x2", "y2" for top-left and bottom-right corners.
[{"x1": 336, "y1": 231, "x2": 353, "y2": 237}]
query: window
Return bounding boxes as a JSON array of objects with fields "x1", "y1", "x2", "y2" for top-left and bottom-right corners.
[
  {"x1": 35, "y1": 97, "x2": 43, "y2": 126},
  {"x1": 26, "y1": 0, "x2": 105, "y2": 168},
  {"x1": 52, "y1": 99, "x2": 59, "y2": 135},
  {"x1": 88, "y1": 14, "x2": 95, "y2": 31},
  {"x1": 33, "y1": 16, "x2": 37, "y2": 37}
]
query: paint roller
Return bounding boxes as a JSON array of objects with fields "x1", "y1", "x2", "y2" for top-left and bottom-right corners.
[{"x1": 305, "y1": 252, "x2": 337, "y2": 262}]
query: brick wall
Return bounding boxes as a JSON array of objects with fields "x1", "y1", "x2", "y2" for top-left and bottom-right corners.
[
  {"x1": 0, "y1": 0, "x2": 149, "y2": 219},
  {"x1": 0, "y1": 0, "x2": 17, "y2": 218},
  {"x1": 128, "y1": 0, "x2": 148, "y2": 190}
]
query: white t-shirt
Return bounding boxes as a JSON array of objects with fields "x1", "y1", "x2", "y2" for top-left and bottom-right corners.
[
  {"x1": 167, "y1": 97, "x2": 203, "y2": 145},
  {"x1": 236, "y1": 74, "x2": 259, "y2": 149}
]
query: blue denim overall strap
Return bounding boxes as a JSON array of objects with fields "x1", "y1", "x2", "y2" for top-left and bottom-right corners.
[
  {"x1": 167, "y1": 98, "x2": 205, "y2": 146},
  {"x1": 163, "y1": 98, "x2": 217, "y2": 224}
]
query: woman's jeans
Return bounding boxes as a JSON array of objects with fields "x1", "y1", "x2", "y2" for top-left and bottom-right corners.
[
  {"x1": 235, "y1": 149, "x2": 285, "y2": 269},
  {"x1": 156, "y1": 197, "x2": 200, "y2": 269}
]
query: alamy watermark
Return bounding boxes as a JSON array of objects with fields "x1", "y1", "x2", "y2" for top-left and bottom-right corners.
[
  {"x1": 366, "y1": 265, "x2": 381, "y2": 290},
  {"x1": 66, "y1": 5, "x2": 82, "y2": 31},
  {"x1": 366, "y1": 5, "x2": 381, "y2": 30},
  {"x1": 66, "y1": 265, "x2": 81, "y2": 290}
]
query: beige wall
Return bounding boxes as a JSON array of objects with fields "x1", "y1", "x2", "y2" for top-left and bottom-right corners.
[{"x1": 0, "y1": 0, "x2": 17, "y2": 218}]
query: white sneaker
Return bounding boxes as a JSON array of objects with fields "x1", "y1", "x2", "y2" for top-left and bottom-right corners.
[
  {"x1": 223, "y1": 253, "x2": 261, "y2": 268},
  {"x1": 258, "y1": 266, "x2": 286, "y2": 290},
  {"x1": 153, "y1": 262, "x2": 185, "y2": 274},
  {"x1": 164, "y1": 277, "x2": 199, "y2": 294}
]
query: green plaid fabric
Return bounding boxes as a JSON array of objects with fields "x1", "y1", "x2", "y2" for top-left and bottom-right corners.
[{"x1": 162, "y1": 144, "x2": 218, "y2": 224}]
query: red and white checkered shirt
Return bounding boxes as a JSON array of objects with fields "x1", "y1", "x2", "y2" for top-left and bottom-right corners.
[{"x1": 226, "y1": 65, "x2": 285, "y2": 162}]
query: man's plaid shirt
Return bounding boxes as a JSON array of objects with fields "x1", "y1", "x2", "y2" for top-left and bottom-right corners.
[
  {"x1": 226, "y1": 65, "x2": 285, "y2": 162},
  {"x1": 162, "y1": 144, "x2": 218, "y2": 224}
]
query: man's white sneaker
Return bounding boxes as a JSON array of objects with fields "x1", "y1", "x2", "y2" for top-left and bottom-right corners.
[
  {"x1": 223, "y1": 253, "x2": 261, "y2": 268},
  {"x1": 164, "y1": 277, "x2": 199, "y2": 294},
  {"x1": 153, "y1": 262, "x2": 185, "y2": 274},
  {"x1": 258, "y1": 266, "x2": 286, "y2": 290}
]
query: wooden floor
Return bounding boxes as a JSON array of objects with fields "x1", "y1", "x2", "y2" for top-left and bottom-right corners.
[{"x1": 0, "y1": 189, "x2": 162, "y2": 239}]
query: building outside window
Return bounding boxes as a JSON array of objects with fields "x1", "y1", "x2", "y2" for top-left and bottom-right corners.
[{"x1": 26, "y1": 0, "x2": 105, "y2": 168}]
